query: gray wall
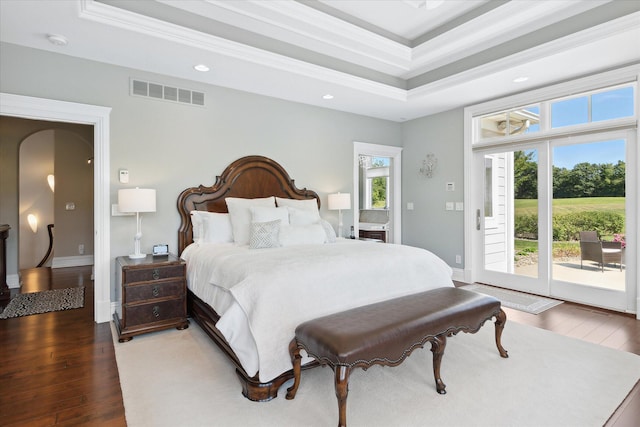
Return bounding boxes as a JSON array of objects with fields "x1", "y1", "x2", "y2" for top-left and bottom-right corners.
[
  {"x1": 1, "y1": 43, "x2": 417, "y2": 297},
  {"x1": 401, "y1": 109, "x2": 465, "y2": 267}
]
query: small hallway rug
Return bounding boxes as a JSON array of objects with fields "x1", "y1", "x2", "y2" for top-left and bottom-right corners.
[
  {"x1": 113, "y1": 320, "x2": 640, "y2": 427},
  {"x1": 461, "y1": 283, "x2": 563, "y2": 314},
  {"x1": 0, "y1": 287, "x2": 84, "y2": 319}
]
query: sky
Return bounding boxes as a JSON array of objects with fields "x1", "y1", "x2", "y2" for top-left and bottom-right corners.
[{"x1": 526, "y1": 85, "x2": 633, "y2": 169}]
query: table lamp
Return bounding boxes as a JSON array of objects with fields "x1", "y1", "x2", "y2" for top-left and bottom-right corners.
[
  {"x1": 328, "y1": 192, "x2": 351, "y2": 238},
  {"x1": 118, "y1": 188, "x2": 156, "y2": 259}
]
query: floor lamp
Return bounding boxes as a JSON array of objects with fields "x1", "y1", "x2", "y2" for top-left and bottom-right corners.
[
  {"x1": 328, "y1": 192, "x2": 351, "y2": 238},
  {"x1": 118, "y1": 188, "x2": 156, "y2": 259}
]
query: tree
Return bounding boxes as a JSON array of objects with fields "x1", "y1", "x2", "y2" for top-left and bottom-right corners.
[{"x1": 514, "y1": 150, "x2": 537, "y2": 199}]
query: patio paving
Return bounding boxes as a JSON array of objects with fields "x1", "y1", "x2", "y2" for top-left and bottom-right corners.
[{"x1": 515, "y1": 257, "x2": 625, "y2": 291}]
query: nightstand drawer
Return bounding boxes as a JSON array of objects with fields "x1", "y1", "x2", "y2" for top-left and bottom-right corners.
[
  {"x1": 123, "y1": 298, "x2": 185, "y2": 327},
  {"x1": 125, "y1": 279, "x2": 184, "y2": 303},
  {"x1": 123, "y1": 264, "x2": 184, "y2": 283}
]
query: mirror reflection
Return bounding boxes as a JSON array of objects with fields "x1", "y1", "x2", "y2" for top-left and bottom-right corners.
[{"x1": 358, "y1": 155, "x2": 391, "y2": 242}]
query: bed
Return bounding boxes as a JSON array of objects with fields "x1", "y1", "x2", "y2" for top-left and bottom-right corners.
[{"x1": 177, "y1": 155, "x2": 454, "y2": 402}]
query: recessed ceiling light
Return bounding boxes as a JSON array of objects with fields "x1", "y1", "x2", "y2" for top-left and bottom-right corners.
[
  {"x1": 513, "y1": 76, "x2": 529, "y2": 83},
  {"x1": 47, "y1": 34, "x2": 68, "y2": 46},
  {"x1": 322, "y1": 94, "x2": 334, "y2": 100},
  {"x1": 194, "y1": 64, "x2": 210, "y2": 72}
]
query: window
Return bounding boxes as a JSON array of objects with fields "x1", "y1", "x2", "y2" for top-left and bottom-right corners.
[
  {"x1": 475, "y1": 83, "x2": 635, "y2": 140},
  {"x1": 478, "y1": 105, "x2": 540, "y2": 139},
  {"x1": 551, "y1": 85, "x2": 634, "y2": 128},
  {"x1": 484, "y1": 156, "x2": 494, "y2": 217}
]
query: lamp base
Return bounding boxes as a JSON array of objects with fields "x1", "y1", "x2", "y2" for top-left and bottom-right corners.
[{"x1": 128, "y1": 253, "x2": 147, "y2": 259}]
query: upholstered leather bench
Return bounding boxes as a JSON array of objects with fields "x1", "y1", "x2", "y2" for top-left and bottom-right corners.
[{"x1": 285, "y1": 287, "x2": 508, "y2": 427}]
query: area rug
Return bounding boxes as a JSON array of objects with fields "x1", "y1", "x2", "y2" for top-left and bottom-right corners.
[
  {"x1": 461, "y1": 283, "x2": 563, "y2": 314},
  {"x1": 0, "y1": 287, "x2": 84, "y2": 319},
  {"x1": 112, "y1": 320, "x2": 640, "y2": 427}
]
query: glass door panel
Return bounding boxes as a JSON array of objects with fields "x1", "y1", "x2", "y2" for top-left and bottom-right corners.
[
  {"x1": 551, "y1": 139, "x2": 626, "y2": 291},
  {"x1": 483, "y1": 149, "x2": 539, "y2": 279}
]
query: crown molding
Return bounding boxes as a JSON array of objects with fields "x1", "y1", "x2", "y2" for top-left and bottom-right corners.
[
  {"x1": 409, "y1": 12, "x2": 640, "y2": 99},
  {"x1": 79, "y1": 0, "x2": 407, "y2": 100}
]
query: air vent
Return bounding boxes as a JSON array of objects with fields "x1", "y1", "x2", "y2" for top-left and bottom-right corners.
[{"x1": 130, "y1": 78, "x2": 205, "y2": 107}]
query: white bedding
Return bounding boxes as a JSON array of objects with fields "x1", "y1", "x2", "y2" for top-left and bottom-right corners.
[{"x1": 181, "y1": 240, "x2": 454, "y2": 382}]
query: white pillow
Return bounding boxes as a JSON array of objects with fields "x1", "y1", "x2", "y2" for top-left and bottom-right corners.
[
  {"x1": 249, "y1": 220, "x2": 281, "y2": 249},
  {"x1": 204, "y1": 213, "x2": 233, "y2": 243},
  {"x1": 190, "y1": 211, "x2": 233, "y2": 244},
  {"x1": 319, "y1": 218, "x2": 337, "y2": 243},
  {"x1": 190, "y1": 211, "x2": 206, "y2": 244},
  {"x1": 279, "y1": 223, "x2": 326, "y2": 246},
  {"x1": 287, "y1": 206, "x2": 320, "y2": 226},
  {"x1": 275, "y1": 197, "x2": 319, "y2": 211},
  {"x1": 226, "y1": 197, "x2": 276, "y2": 245},
  {"x1": 251, "y1": 206, "x2": 290, "y2": 226}
]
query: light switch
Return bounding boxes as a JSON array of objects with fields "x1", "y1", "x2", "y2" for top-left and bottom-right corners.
[
  {"x1": 445, "y1": 202, "x2": 454, "y2": 211},
  {"x1": 455, "y1": 202, "x2": 464, "y2": 211},
  {"x1": 407, "y1": 202, "x2": 414, "y2": 210},
  {"x1": 65, "y1": 202, "x2": 75, "y2": 210}
]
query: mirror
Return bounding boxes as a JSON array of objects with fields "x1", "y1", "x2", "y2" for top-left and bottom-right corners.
[{"x1": 353, "y1": 142, "x2": 402, "y2": 244}]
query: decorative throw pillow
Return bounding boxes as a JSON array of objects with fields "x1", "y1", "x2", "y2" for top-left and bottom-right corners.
[
  {"x1": 226, "y1": 196, "x2": 276, "y2": 245},
  {"x1": 249, "y1": 220, "x2": 281, "y2": 249}
]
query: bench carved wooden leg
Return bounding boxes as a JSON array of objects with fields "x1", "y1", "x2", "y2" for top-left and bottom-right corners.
[
  {"x1": 334, "y1": 365, "x2": 350, "y2": 427},
  {"x1": 430, "y1": 334, "x2": 448, "y2": 394},
  {"x1": 494, "y1": 309, "x2": 509, "y2": 358},
  {"x1": 286, "y1": 339, "x2": 302, "y2": 400}
]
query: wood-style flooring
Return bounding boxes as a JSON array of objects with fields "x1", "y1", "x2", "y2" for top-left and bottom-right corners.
[
  {"x1": 0, "y1": 268, "x2": 638, "y2": 426},
  {"x1": 0, "y1": 266, "x2": 126, "y2": 426}
]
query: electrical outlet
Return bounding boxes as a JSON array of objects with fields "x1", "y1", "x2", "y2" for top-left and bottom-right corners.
[
  {"x1": 455, "y1": 254, "x2": 462, "y2": 264},
  {"x1": 78, "y1": 244, "x2": 84, "y2": 255}
]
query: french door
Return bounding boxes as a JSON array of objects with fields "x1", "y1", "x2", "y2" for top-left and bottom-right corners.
[{"x1": 471, "y1": 130, "x2": 636, "y2": 312}]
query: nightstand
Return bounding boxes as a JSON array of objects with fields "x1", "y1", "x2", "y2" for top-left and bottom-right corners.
[
  {"x1": 114, "y1": 254, "x2": 189, "y2": 342},
  {"x1": 359, "y1": 229, "x2": 387, "y2": 242}
]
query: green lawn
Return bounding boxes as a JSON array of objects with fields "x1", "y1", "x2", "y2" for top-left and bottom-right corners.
[
  {"x1": 515, "y1": 197, "x2": 625, "y2": 216},
  {"x1": 515, "y1": 196, "x2": 624, "y2": 256}
]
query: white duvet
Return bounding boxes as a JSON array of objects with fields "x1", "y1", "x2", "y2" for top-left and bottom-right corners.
[{"x1": 181, "y1": 240, "x2": 454, "y2": 382}]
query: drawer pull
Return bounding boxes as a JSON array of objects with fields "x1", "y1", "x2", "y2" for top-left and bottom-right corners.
[
  {"x1": 152, "y1": 285, "x2": 160, "y2": 297},
  {"x1": 152, "y1": 306, "x2": 160, "y2": 318},
  {"x1": 152, "y1": 268, "x2": 160, "y2": 280}
]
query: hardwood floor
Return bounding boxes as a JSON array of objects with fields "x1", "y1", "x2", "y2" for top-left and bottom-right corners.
[
  {"x1": 0, "y1": 266, "x2": 126, "y2": 426},
  {"x1": 0, "y1": 271, "x2": 638, "y2": 426}
]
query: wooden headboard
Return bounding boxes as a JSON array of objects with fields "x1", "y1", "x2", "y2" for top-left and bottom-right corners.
[{"x1": 177, "y1": 155, "x2": 320, "y2": 255}]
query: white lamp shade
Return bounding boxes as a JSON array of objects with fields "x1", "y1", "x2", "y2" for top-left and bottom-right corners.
[
  {"x1": 328, "y1": 193, "x2": 351, "y2": 210},
  {"x1": 118, "y1": 188, "x2": 156, "y2": 213}
]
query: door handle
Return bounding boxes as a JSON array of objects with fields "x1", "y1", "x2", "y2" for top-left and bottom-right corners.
[{"x1": 476, "y1": 209, "x2": 481, "y2": 231}]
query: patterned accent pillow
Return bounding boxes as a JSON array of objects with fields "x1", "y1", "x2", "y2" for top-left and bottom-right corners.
[{"x1": 249, "y1": 220, "x2": 281, "y2": 249}]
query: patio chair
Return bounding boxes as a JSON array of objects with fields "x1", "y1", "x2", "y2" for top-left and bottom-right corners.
[{"x1": 579, "y1": 231, "x2": 623, "y2": 272}]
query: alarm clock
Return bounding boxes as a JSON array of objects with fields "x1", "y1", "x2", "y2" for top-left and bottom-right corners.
[{"x1": 152, "y1": 244, "x2": 169, "y2": 257}]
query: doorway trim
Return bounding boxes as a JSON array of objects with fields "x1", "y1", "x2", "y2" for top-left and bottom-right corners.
[
  {"x1": 353, "y1": 142, "x2": 402, "y2": 244},
  {"x1": 1, "y1": 93, "x2": 112, "y2": 323}
]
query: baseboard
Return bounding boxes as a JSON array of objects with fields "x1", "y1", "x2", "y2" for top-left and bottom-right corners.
[
  {"x1": 451, "y1": 267, "x2": 466, "y2": 283},
  {"x1": 7, "y1": 273, "x2": 20, "y2": 288},
  {"x1": 52, "y1": 255, "x2": 94, "y2": 268}
]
